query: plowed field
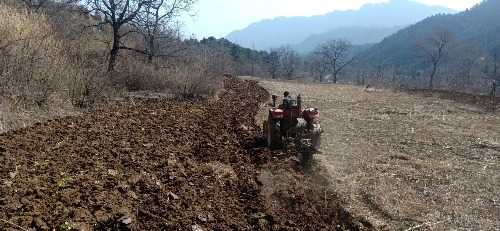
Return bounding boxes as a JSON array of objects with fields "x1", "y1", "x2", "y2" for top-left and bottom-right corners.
[{"x1": 0, "y1": 78, "x2": 370, "y2": 230}]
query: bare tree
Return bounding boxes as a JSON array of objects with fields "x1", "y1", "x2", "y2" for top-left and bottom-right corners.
[
  {"x1": 265, "y1": 50, "x2": 280, "y2": 79},
  {"x1": 276, "y1": 46, "x2": 299, "y2": 79},
  {"x1": 417, "y1": 29, "x2": 454, "y2": 89},
  {"x1": 313, "y1": 39, "x2": 354, "y2": 83},
  {"x1": 356, "y1": 70, "x2": 367, "y2": 85},
  {"x1": 373, "y1": 62, "x2": 386, "y2": 83},
  {"x1": 457, "y1": 56, "x2": 475, "y2": 89},
  {"x1": 494, "y1": 52, "x2": 498, "y2": 81},
  {"x1": 134, "y1": 0, "x2": 195, "y2": 63},
  {"x1": 489, "y1": 45, "x2": 500, "y2": 81},
  {"x1": 309, "y1": 53, "x2": 329, "y2": 82},
  {"x1": 484, "y1": 47, "x2": 500, "y2": 109},
  {"x1": 391, "y1": 67, "x2": 402, "y2": 88},
  {"x1": 87, "y1": 0, "x2": 152, "y2": 71}
]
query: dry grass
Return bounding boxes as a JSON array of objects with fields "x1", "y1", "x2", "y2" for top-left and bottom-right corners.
[
  {"x1": 0, "y1": 5, "x2": 115, "y2": 132},
  {"x1": 0, "y1": 6, "x2": 78, "y2": 133},
  {"x1": 0, "y1": 4, "x2": 228, "y2": 133},
  {"x1": 0, "y1": 6, "x2": 63, "y2": 105},
  {"x1": 0, "y1": 95, "x2": 77, "y2": 133},
  {"x1": 256, "y1": 78, "x2": 500, "y2": 230}
]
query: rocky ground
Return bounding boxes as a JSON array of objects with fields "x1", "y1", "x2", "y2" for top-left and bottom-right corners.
[{"x1": 0, "y1": 77, "x2": 370, "y2": 230}]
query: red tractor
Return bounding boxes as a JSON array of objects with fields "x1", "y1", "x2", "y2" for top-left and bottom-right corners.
[{"x1": 264, "y1": 93, "x2": 322, "y2": 167}]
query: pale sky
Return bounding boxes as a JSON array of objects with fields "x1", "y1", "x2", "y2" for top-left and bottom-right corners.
[{"x1": 182, "y1": 0, "x2": 482, "y2": 39}]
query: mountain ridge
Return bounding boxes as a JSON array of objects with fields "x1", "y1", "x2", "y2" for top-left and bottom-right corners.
[
  {"x1": 226, "y1": 0, "x2": 456, "y2": 50},
  {"x1": 356, "y1": 0, "x2": 500, "y2": 70},
  {"x1": 293, "y1": 25, "x2": 406, "y2": 54}
]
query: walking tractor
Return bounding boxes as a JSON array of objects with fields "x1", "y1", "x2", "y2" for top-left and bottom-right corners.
[{"x1": 263, "y1": 92, "x2": 322, "y2": 166}]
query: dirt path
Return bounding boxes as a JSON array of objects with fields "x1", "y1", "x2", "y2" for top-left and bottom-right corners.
[
  {"x1": 256, "y1": 78, "x2": 500, "y2": 230},
  {"x1": 0, "y1": 78, "x2": 369, "y2": 230}
]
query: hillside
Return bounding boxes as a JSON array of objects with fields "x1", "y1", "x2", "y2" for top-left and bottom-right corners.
[
  {"x1": 357, "y1": 0, "x2": 500, "y2": 69},
  {"x1": 0, "y1": 1, "x2": 278, "y2": 133},
  {"x1": 226, "y1": 0, "x2": 455, "y2": 50},
  {"x1": 293, "y1": 26, "x2": 404, "y2": 54}
]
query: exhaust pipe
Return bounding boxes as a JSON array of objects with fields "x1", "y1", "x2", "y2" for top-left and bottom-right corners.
[
  {"x1": 272, "y1": 95, "x2": 278, "y2": 107},
  {"x1": 297, "y1": 94, "x2": 302, "y2": 112}
]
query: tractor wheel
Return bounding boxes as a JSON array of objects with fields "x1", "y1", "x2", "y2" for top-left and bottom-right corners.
[
  {"x1": 266, "y1": 115, "x2": 282, "y2": 149},
  {"x1": 311, "y1": 133, "x2": 322, "y2": 151}
]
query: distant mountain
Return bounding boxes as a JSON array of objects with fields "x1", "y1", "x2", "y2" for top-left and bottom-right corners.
[
  {"x1": 293, "y1": 25, "x2": 405, "y2": 54},
  {"x1": 225, "y1": 0, "x2": 455, "y2": 50},
  {"x1": 357, "y1": 0, "x2": 500, "y2": 69}
]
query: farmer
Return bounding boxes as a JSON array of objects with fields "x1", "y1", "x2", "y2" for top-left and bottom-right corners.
[{"x1": 283, "y1": 91, "x2": 294, "y2": 108}]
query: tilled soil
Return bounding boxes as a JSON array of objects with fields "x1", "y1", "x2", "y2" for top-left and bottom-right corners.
[{"x1": 0, "y1": 78, "x2": 370, "y2": 230}]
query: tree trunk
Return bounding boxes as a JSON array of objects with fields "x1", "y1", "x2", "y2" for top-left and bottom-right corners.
[
  {"x1": 494, "y1": 54, "x2": 498, "y2": 80},
  {"x1": 147, "y1": 36, "x2": 154, "y2": 64},
  {"x1": 332, "y1": 61, "x2": 337, "y2": 83},
  {"x1": 492, "y1": 81, "x2": 497, "y2": 112},
  {"x1": 392, "y1": 72, "x2": 397, "y2": 86},
  {"x1": 108, "y1": 28, "x2": 121, "y2": 72},
  {"x1": 494, "y1": 63, "x2": 497, "y2": 80},
  {"x1": 493, "y1": 81, "x2": 497, "y2": 97},
  {"x1": 429, "y1": 63, "x2": 438, "y2": 89}
]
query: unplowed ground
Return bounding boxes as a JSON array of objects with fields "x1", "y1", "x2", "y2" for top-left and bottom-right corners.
[
  {"x1": 255, "y1": 78, "x2": 500, "y2": 231},
  {"x1": 0, "y1": 78, "x2": 370, "y2": 230}
]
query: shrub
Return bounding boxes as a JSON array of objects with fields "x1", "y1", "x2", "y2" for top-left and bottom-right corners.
[
  {"x1": 0, "y1": 5, "x2": 112, "y2": 109},
  {"x1": 0, "y1": 6, "x2": 63, "y2": 107}
]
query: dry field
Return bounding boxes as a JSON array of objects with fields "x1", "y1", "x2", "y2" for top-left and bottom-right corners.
[{"x1": 256, "y1": 78, "x2": 500, "y2": 230}]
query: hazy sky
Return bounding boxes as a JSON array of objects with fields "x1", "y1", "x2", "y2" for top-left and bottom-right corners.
[{"x1": 182, "y1": 0, "x2": 482, "y2": 39}]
